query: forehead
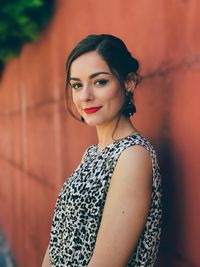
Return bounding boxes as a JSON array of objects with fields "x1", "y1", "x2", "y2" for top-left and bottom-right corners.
[{"x1": 70, "y1": 51, "x2": 110, "y2": 77}]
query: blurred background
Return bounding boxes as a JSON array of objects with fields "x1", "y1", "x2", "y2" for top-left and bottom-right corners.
[{"x1": 0, "y1": 0, "x2": 199, "y2": 266}]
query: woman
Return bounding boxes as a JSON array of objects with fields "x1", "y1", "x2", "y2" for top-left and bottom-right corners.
[{"x1": 42, "y1": 34, "x2": 162, "y2": 267}]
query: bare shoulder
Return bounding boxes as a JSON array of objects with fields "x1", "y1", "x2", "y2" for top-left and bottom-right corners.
[
  {"x1": 117, "y1": 145, "x2": 152, "y2": 173},
  {"x1": 120, "y1": 144, "x2": 151, "y2": 159}
]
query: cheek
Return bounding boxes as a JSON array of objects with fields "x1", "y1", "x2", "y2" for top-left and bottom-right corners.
[
  {"x1": 117, "y1": 89, "x2": 126, "y2": 105},
  {"x1": 72, "y1": 92, "x2": 78, "y2": 106},
  {"x1": 101, "y1": 83, "x2": 123, "y2": 101},
  {"x1": 71, "y1": 93, "x2": 82, "y2": 114},
  {"x1": 105, "y1": 87, "x2": 125, "y2": 108}
]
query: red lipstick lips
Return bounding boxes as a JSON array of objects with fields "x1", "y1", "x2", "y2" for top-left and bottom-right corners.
[{"x1": 83, "y1": 106, "x2": 102, "y2": 114}]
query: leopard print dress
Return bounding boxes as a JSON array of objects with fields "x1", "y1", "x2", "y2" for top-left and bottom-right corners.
[{"x1": 49, "y1": 133, "x2": 162, "y2": 266}]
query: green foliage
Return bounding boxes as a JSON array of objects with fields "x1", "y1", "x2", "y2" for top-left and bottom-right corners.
[{"x1": 0, "y1": 0, "x2": 55, "y2": 71}]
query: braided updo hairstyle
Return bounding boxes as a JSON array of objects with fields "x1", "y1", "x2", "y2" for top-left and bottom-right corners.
[{"x1": 65, "y1": 34, "x2": 141, "y2": 121}]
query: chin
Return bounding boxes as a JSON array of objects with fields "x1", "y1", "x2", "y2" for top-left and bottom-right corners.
[
  {"x1": 83, "y1": 115, "x2": 117, "y2": 127},
  {"x1": 83, "y1": 119, "x2": 104, "y2": 126}
]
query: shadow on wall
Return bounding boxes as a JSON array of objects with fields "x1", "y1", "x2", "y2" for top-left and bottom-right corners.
[
  {"x1": 157, "y1": 137, "x2": 194, "y2": 267},
  {"x1": 157, "y1": 136, "x2": 178, "y2": 266},
  {"x1": 0, "y1": 230, "x2": 17, "y2": 267}
]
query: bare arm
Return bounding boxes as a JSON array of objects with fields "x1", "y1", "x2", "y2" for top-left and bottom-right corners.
[
  {"x1": 41, "y1": 246, "x2": 51, "y2": 267},
  {"x1": 87, "y1": 145, "x2": 152, "y2": 267}
]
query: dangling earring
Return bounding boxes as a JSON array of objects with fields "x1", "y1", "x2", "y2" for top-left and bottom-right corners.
[{"x1": 122, "y1": 91, "x2": 136, "y2": 117}]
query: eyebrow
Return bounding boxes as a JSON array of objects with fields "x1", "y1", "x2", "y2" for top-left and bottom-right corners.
[{"x1": 69, "y1": 72, "x2": 110, "y2": 82}]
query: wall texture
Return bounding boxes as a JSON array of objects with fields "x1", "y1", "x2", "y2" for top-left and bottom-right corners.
[{"x1": 0, "y1": 0, "x2": 199, "y2": 266}]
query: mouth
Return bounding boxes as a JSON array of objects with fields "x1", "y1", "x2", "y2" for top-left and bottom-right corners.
[{"x1": 83, "y1": 106, "x2": 102, "y2": 114}]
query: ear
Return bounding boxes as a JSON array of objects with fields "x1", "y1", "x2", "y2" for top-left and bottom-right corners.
[{"x1": 124, "y1": 73, "x2": 137, "y2": 93}]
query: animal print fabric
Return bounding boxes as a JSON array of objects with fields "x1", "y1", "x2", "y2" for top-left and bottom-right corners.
[{"x1": 49, "y1": 133, "x2": 162, "y2": 266}]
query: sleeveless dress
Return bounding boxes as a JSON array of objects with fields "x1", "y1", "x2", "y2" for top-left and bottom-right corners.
[{"x1": 49, "y1": 133, "x2": 162, "y2": 267}]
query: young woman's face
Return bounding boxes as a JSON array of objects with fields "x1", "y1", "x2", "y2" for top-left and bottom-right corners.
[{"x1": 69, "y1": 51, "x2": 126, "y2": 126}]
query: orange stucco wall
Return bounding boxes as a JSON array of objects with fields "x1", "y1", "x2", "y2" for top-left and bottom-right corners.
[{"x1": 0, "y1": 0, "x2": 199, "y2": 266}]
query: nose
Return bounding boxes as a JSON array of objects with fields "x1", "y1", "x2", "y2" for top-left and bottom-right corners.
[{"x1": 80, "y1": 84, "x2": 94, "y2": 102}]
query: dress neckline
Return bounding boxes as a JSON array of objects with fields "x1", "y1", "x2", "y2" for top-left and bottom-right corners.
[{"x1": 94, "y1": 132, "x2": 141, "y2": 156}]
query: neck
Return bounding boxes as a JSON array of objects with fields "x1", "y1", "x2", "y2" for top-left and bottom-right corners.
[{"x1": 96, "y1": 115, "x2": 138, "y2": 149}]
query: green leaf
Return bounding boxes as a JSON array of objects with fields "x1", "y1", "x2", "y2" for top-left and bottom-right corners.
[{"x1": 0, "y1": 0, "x2": 55, "y2": 72}]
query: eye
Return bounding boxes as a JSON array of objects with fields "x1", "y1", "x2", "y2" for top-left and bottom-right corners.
[
  {"x1": 70, "y1": 82, "x2": 82, "y2": 90},
  {"x1": 94, "y1": 79, "x2": 108, "y2": 87}
]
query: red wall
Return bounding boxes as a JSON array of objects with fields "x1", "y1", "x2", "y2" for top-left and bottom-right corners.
[{"x1": 0, "y1": 0, "x2": 199, "y2": 266}]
